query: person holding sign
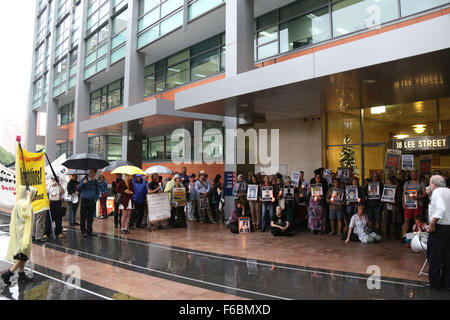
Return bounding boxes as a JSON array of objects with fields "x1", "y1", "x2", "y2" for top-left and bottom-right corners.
[
  {"x1": 326, "y1": 178, "x2": 345, "y2": 236},
  {"x1": 308, "y1": 173, "x2": 326, "y2": 234},
  {"x1": 271, "y1": 205, "x2": 290, "y2": 236},
  {"x1": 261, "y1": 175, "x2": 275, "y2": 232},
  {"x1": 46, "y1": 177, "x2": 65, "y2": 240},
  {"x1": 147, "y1": 173, "x2": 165, "y2": 231},
  {"x1": 167, "y1": 175, "x2": 187, "y2": 228},
  {"x1": 1, "y1": 186, "x2": 38, "y2": 286},
  {"x1": 229, "y1": 199, "x2": 250, "y2": 234},
  {"x1": 278, "y1": 177, "x2": 297, "y2": 231},
  {"x1": 116, "y1": 174, "x2": 134, "y2": 234},
  {"x1": 364, "y1": 173, "x2": 383, "y2": 233},
  {"x1": 248, "y1": 176, "x2": 261, "y2": 231},
  {"x1": 383, "y1": 177, "x2": 403, "y2": 239},
  {"x1": 195, "y1": 171, "x2": 215, "y2": 224},
  {"x1": 402, "y1": 170, "x2": 427, "y2": 241}
]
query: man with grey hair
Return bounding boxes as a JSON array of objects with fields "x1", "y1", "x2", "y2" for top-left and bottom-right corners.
[{"x1": 426, "y1": 175, "x2": 450, "y2": 291}]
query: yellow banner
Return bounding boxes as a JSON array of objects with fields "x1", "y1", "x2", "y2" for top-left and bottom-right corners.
[{"x1": 15, "y1": 143, "x2": 49, "y2": 214}]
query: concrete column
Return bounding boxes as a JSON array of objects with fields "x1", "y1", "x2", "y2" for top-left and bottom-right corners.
[
  {"x1": 44, "y1": 0, "x2": 59, "y2": 162},
  {"x1": 223, "y1": 116, "x2": 238, "y2": 224},
  {"x1": 225, "y1": 0, "x2": 255, "y2": 77},
  {"x1": 73, "y1": 0, "x2": 90, "y2": 154},
  {"x1": 122, "y1": 0, "x2": 145, "y2": 163},
  {"x1": 25, "y1": 0, "x2": 42, "y2": 152}
]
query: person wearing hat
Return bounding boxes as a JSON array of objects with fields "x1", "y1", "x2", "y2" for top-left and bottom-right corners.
[
  {"x1": 165, "y1": 174, "x2": 187, "y2": 227},
  {"x1": 187, "y1": 173, "x2": 198, "y2": 222},
  {"x1": 195, "y1": 171, "x2": 215, "y2": 224}
]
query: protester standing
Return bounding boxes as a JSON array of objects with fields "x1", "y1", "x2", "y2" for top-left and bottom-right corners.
[
  {"x1": 195, "y1": 171, "x2": 215, "y2": 224},
  {"x1": 261, "y1": 175, "x2": 275, "y2": 232},
  {"x1": 248, "y1": 175, "x2": 262, "y2": 230},
  {"x1": 77, "y1": 169, "x2": 100, "y2": 238},
  {"x1": 112, "y1": 173, "x2": 123, "y2": 229},
  {"x1": 66, "y1": 174, "x2": 80, "y2": 227},
  {"x1": 426, "y1": 175, "x2": 450, "y2": 291},
  {"x1": 308, "y1": 173, "x2": 326, "y2": 234},
  {"x1": 168, "y1": 175, "x2": 187, "y2": 228},
  {"x1": 364, "y1": 172, "x2": 384, "y2": 233},
  {"x1": 116, "y1": 174, "x2": 134, "y2": 234},
  {"x1": 46, "y1": 177, "x2": 65, "y2": 239},
  {"x1": 148, "y1": 173, "x2": 164, "y2": 231},
  {"x1": 402, "y1": 170, "x2": 427, "y2": 240},
  {"x1": 98, "y1": 175, "x2": 108, "y2": 219},
  {"x1": 131, "y1": 174, "x2": 148, "y2": 229},
  {"x1": 186, "y1": 174, "x2": 197, "y2": 222},
  {"x1": 327, "y1": 178, "x2": 345, "y2": 236},
  {"x1": 1, "y1": 186, "x2": 37, "y2": 286}
]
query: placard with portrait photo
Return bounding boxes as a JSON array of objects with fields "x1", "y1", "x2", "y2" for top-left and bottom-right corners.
[
  {"x1": 311, "y1": 184, "x2": 323, "y2": 197},
  {"x1": 381, "y1": 184, "x2": 396, "y2": 203},
  {"x1": 247, "y1": 184, "x2": 259, "y2": 201},
  {"x1": 283, "y1": 186, "x2": 295, "y2": 200},
  {"x1": 345, "y1": 185, "x2": 358, "y2": 202},
  {"x1": 368, "y1": 182, "x2": 380, "y2": 200},
  {"x1": 262, "y1": 186, "x2": 273, "y2": 202},
  {"x1": 404, "y1": 189, "x2": 418, "y2": 209}
]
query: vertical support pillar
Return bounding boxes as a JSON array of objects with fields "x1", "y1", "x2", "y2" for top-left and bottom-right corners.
[
  {"x1": 223, "y1": 116, "x2": 238, "y2": 224},
  {"x1": 44, "y1": 0, "x2": 59, "y2": 162},
  {"x1": 73, "y1": 0, "x2": 90, "y2": 154},
  {"x1": 225, "y1": 0, "x2": 254, "y2": 77},
  {"x1": 122, "y1": 0, "x2": 145, "y2": 164}
]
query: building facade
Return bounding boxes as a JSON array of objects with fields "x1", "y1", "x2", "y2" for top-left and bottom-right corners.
[{"x1": 26, "y1": 0, "x2": 449, "y2": 200}]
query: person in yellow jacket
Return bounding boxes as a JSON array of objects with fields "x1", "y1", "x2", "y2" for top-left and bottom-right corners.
[{"x1": 1, "y1": 185, "x2": 37, "y2": 286}]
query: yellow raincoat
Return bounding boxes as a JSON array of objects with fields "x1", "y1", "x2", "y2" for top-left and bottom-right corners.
[{"x1": 6, "y1": 186, "x2": 37, "y2": 262}]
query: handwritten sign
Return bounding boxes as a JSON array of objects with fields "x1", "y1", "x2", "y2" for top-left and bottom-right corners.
[{"x1": 147, "y1": 193, "x2": 171, "y2": 223}]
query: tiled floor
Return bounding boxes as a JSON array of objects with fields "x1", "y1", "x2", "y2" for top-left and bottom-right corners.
[{"x1": 1, "y1": 211, "x2": 449, "y2": 300}]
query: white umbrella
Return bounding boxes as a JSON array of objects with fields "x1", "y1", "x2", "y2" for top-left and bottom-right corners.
[{"x1": 145, "y1": 165, "x2": 172, "y2": 175}]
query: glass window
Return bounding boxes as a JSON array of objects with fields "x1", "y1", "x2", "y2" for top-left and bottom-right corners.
[
  {"x1": 191, "y1": 49, "x2": 220, "y2": 81},
  {"x1": 167, "y1": 61, "x2": 189, "y2": 89},
  {"x1": 256, "y1": 11, "x2": 277, "y2": 30},
  {"x1": 161, "y1": 0, "x2": 183, "y2": 18},
  {"x1": 279, "y1": 0, "x2": 328, "y2": 21},
  {"x1": 160, "y1": 10, "x2": 183, "y2": 35},
  {"x1": 107, "y1": 136, "x2": 122, "y2": 161},
  {"x1": 257, "y1": 41, "x2": 278, "y2": 60},
  {"x1": 144, "y1": 65, "x2": 156, "y2": 96},
  {"x1": 279, "y1": 7, "x2": 330, "y2": 53},
  {"x1": 327, "y1": 109, "x2": 361, "y2": 145},
  {"x1": 168, "y1": 49, "x2": 189, "y2": 66},
  {"x1": 108, "y1": 80, "x2": 123, "y2": 108},
  {"x1": 90, "y1": 90, "x2": 101, "y2": 114},
  {"x1": 149, "y1": 139, "x2": 165, "y2": 160},
  {"x1": 112, "y1": 10, "x2": 128, "y2": 35},
  {"x1": 139, "y1": 0, "x2": 160, "y2": 16},
  {"x1": 400, "y1": 0, "x2": 448, "y2": 16},
  {"x1": 139, "y1": 7, "x2": 160, "y2": 31},
  {"x1": 363, "y1": 100, "x2": 438, "y2": 144},
  {"x1": 332, "y1": 0, "x2": 399, "y2": 37},
  {"x1": 363, "y1": 146, "x2": 386, "y2": 179},
  {"x1": 257, "y1": 26, "x2": 278, "y2": 46},
  {"x1": 439, "y1": 97, "x2": 450, "y2": 135},
  {"x1": 191, "y1": 36, "x2": 219, "y2": 56},
  {"x1": 188, "y1": 0, "x2": 223, "y2": 21}
]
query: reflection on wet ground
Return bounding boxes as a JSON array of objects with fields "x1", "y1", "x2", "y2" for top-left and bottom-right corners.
[{"x1": 1, "y1": 211, "x2": 449, "y2": 300}]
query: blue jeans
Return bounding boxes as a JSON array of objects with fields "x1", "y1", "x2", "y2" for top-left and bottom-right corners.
[
  {"x1": 68, "y1": 202, "x2": 79, "y2": 226},
  {"x1": 261, "y1": 202, "x2": 274, "y2": 230}
]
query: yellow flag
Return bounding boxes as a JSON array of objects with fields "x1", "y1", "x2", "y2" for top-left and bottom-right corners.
[{"x1": 15, "y1": 143, "x2": 49, "y2": 214}]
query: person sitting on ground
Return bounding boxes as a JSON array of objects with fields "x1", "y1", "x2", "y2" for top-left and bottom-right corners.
[
  {"x1": 230, "y1": 199, "x2": 249, "y2": 234},
  {"x1": 405, "y1": 215, "x2": 429, "y2": 247},
  {"x1": 271, "y1": 205, "x2": 291, "y2": 236},
  {"x1": 345, "y1": 203, "x2": 381, "y2": 243}
]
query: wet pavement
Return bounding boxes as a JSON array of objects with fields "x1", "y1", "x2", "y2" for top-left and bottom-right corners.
[{"x1": 1, "y1": 211, "x2": 449, "y2": 300}]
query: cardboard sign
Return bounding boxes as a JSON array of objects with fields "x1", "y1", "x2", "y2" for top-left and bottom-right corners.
[
  {"x1": 96, "y1": 197, "x2": 115, "y2": 217},
  {"x1": 238, "y1": 217, "x2": 251, "y2": 233},
  {"x1": 385, "y1": 149, "x2": 402, "y2": 169},
  {"x1": 337, "y1": 167, "x2": 350, "y2": 180},
  {"x1": 173, "y1": 187, "x2": 186, "y2": 207},
  {"x1": 0, "y1": 165, "x2": 16, "y2": 213},
  {"x1": 345, "y1": 185, "x2": 358, "y2": 202},
  {"x1": 331, "y1": 188, "x2": 345, "y2": 205},
  {"x1": 381, "y1": 185, "x2": 396, "y2": 203},
  {"x1": 368, "y1": 182, "x2": 380, "y2": 200},
  {"x1": 262, "y1": 186, "x2": 273, "y2": 202},
  {"x1": 311, "y1": 184, "x2": 323, "y2": 197},
  {"x1": 291, "y1": 171, "x2": 301, "y2": 187},
  {"x1": 247, "y1": 184, "x2": 258, "y2": 201},
  {"x1": 283, "y1": 186, "x2": 295, "y2": 200},
  {"x1": 147, "y1": 193, "x2": 171, "y2": 223},
  {"x1": 401, "y1": 154, "x2": 414, "y2": 170},
  {"x1": 199, "y1": 194, "x2": 210, "y2": 210},
  {"x1": 404, "y1": 189, "x2": 418, "y2": 209}
]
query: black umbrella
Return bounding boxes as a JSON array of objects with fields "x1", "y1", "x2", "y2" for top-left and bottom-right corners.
[
  {"x1": 65, "y1": 169, "x2": 89, "y2": 176},
  {"x1": 62, "y1": 153, "x2": 110, "y2": 170},
  {"x1": 102, "y1": 160, "x2": 134, "y2": 172}
]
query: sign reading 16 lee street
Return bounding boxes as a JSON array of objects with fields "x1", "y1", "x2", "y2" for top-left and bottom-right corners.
[{"x1": 393, "y1": 136, "x2": 449, "y2": 151}]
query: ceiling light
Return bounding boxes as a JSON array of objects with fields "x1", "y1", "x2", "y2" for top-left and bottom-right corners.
[
  {"x1": 363, "y1": 79, "x2": 376, "y2": 84},
  {"x1": 412, "y1": 124, "x2": 427, "y2": 134},
  {"x1": 394, "y1": 134, "x2": 409, "y2": 139},
  {"x1": 371, "y1": 106, "x2": 386, "y2": 114},
  {"x1": 239, "y1": 104, "x2": 249, "y2": 108}
]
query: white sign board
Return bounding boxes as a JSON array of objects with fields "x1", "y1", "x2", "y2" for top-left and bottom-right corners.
[
  {"x1": 0, "y1": 164, "x2": 16, "y2": 213},
  {"x1": 147, "y1": 193, "x2": 171, "y2": 223}
]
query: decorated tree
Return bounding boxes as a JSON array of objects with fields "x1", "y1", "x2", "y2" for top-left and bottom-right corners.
[{"x1": 339, "y1": 134, "x2": 359, "y2": 177}]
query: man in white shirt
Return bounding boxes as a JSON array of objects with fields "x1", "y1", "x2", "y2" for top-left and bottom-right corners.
[{"x1": 426, "y1": 175, "x2": 450, "y2": 291}]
